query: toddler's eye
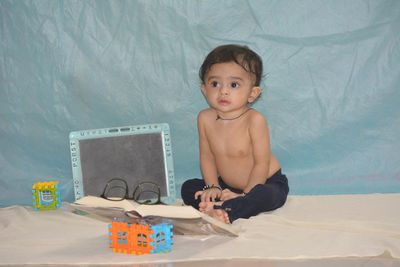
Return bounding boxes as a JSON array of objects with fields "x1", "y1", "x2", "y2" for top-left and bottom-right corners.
[
  {"x1": 210, "y1": 81, "x2": 219, "y2": 88},
  {"x1": 231, "y1": 82, "x2": 240, "y2": 88}
]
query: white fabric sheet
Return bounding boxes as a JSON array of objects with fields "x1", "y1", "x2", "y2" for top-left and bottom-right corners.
[{"x1": 0, "y1": 194, "x2": 399, "y2": 265}]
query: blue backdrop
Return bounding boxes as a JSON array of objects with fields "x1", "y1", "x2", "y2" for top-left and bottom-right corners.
[{"x1": 1, "y1": 0, "x2": 399, "y2": 206}]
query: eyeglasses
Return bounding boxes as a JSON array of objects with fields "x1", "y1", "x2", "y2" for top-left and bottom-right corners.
[{"x1": 100, "y1": 178, "x2": 165, "y2": 205}]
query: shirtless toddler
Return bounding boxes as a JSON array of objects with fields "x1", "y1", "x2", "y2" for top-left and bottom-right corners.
[{"x1": 181, "y1": 44, "x2": 289, "y2": 223}]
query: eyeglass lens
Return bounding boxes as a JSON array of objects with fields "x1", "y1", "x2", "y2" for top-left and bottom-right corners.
[
  {"x1": 103, "y1": 179, "x2": 127, "y2": 201},
  {"x1": 133, "y1": 182, "x2": 160, "y2": 204}
]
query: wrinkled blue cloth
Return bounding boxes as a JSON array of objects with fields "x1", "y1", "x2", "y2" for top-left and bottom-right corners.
[{"x1": 1, "y1": 1, "x2": 399, "y2": 207}]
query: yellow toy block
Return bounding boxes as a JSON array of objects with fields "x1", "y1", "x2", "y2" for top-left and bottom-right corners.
[{"x1": 32, "y1": 181, "x2": 61, "y2": 210}]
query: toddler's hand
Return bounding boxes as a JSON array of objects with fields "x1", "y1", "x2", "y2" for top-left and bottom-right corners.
[
  {"x1": 195, "y1": 187, "x2": 221, "y2": 202},
  {"x1": 220, "y1": 189, "x2": 243, "y2": 201}
]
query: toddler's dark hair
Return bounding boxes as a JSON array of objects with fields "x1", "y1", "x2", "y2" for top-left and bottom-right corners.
[{"x1": 199, "y1": 44, "x2": 263, "y2": 86}]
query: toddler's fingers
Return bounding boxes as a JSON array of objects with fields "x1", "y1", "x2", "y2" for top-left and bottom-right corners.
[
  {"x1": 201, "y1": 192, "x2": 207, "y2": 202},
  {"x1": 208, "y1": 192, "x2": 215, "y2": 202},
  {"x1": 194, "y1": 191, "x2": 203, "y2": 199},
  {"x1": 220, "y1": 191, "x2": 228, "y2": 200}
]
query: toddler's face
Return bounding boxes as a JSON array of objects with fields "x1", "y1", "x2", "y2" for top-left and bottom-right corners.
[{"x1": 201, "y1": 62, "x2": 260, "y2": 110}]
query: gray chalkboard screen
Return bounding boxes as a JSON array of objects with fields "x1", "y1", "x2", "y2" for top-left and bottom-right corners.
[{"x1": 69, "y1": 123, "x2": 176, "y2": 204}]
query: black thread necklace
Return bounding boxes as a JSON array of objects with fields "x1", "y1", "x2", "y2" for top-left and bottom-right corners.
[{"x1": 216, "y1": 108, "x2": 252, "y2": 121}]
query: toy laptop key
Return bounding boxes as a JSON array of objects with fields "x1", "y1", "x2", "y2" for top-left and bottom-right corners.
[{"x1": 69, "y1": 123, "x2": 176, "y2": 204}]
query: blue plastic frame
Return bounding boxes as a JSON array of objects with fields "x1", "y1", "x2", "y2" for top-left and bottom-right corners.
[{"x1": 69, "y1": 123, "x2": 176, "y2": 204}]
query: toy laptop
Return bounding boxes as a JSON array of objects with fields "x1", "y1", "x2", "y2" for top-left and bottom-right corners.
[{"x1": 69, "y1": 123, "x2": 176, "y2": 204}]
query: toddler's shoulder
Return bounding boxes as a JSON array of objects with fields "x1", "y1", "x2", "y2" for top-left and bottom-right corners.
[
  {"x1": 198, "y1": 108, "x2": 216, "y2": 120},
  {"x1": 248, "y1": 108, "x2": 267, "y2": 122}
]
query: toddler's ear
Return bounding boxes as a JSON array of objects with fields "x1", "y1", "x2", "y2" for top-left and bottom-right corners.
[{"x1": 248, "y1": 86, "x2": 262, "y2": 103}]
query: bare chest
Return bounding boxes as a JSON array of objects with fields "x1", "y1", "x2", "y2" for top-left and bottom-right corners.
[{"x1": 206, "y1": 123, "x2": 252, "y2": 158}]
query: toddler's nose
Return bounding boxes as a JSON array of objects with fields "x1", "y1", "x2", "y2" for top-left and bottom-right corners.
[{"x1": 219, "y1": 85, "x2": 229, "y2": 95}]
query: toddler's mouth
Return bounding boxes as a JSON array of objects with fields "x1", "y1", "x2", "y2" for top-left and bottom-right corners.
[{"x1": 218, "y1": 99, "x2": 230, "y2": 105}]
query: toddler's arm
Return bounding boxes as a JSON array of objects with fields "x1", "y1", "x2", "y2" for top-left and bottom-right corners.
[
  {"x1": 243, "y1": 113, "x2": 271, "y2": 193},
  {"x1": 197, "y1": 111, "x2": 222, "y2": 201}
]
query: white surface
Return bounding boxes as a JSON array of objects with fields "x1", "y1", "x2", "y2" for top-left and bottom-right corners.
[{"x1": 0, "y1": 194, "x2": 399, "y2": 265}]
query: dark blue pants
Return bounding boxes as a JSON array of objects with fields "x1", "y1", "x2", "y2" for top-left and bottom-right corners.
[{"x1": 181, "y1": 169, "x2": 289, "y2": 223}]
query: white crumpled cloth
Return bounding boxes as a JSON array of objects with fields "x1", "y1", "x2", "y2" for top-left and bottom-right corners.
[{"x1": 0, "y1": 194, "x2": 399, "y2": 265}]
